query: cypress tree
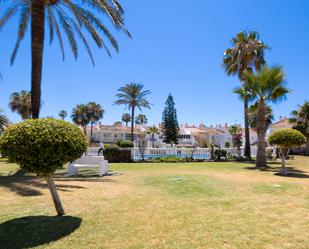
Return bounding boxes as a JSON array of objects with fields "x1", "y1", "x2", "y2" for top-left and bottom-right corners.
[{"x1": 162, "y1": 94, "x2": 180, "y2": 146}]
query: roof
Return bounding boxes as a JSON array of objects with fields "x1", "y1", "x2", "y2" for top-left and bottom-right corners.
[{"x1": 269, "y1": 118, "x2": 292, "y2": 129}]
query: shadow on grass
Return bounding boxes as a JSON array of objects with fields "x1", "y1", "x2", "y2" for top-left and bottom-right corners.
[
  {"x1": 0, "y1": 215, "x2": 82, "y2": 249},
  {"x1": 245, "y1": 164, "x2": 309, "y2": 178},
  {"x1": 0, "y1": 169, "x2": 86, "y2": 196}
]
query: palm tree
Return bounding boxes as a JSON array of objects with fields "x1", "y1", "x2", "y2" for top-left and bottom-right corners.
[
  {"x1": 223, "y1": 31, "x2": 268, "y2": 159},
  {"x1": 121, "y1": 113, "x2": 131, "y2": 126},
  {"x1": 9, "y1": 90, "x2": 32, "y2": 119},
  {"x1": 0, "y1": 0, "x2": 130, "y2": 119},
  {"x1": 71, "y1": 104, "x2": 89, "y2": 135},
  {"x1": 0, "y1": 109, "x2": 9, "y2": 134},
  {"x1": 148, "y1": 126, "x2": 159, "y2": 148},
  {"x1": 115, "y1": 83, "x2": 151, "y2": 141},
  {"x1": 248, "y1": 103, "x2": 274, "y2": 131},
  {"x1": 290, "y1": 101, "x2": 309, "y2": 155},
  {"x1": 135, "y1": 114, "x2": 148, "y2": 125},
  {"x1": 228, "y1": 124, "x2": 243, "y2": 156},
  {"x1": 239, "y1": 65, "x2": 289, "y2": 167},
  {"x1": 58, "y1": 110, "x2": 67, "y2": 120},
  {"x1": 87, "y1": 102, "x2": 104, "y2": 141}
]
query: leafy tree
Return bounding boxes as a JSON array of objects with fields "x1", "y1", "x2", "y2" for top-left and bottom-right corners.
[
  {"x1": 115, "y1": 83, "x2": 151, "y2": 141},
  {"x1": 162, "y1": 94, "x2": 180, "y2": 146},
  {"x1": 0, "y1": 109, "x2": 9, "y2": 134},
  {"x1": 228, "y1": 125, "x2": 243, "y2": 156},
  {"x1": 0, "y1": 118, "x2": 87, "y2": 215},
  {"x1": 268, "y1": 129, "x2": 305, "y2": 175},
  {"x1": 223, "y1": 31, "x2": 268, "y2": 159},
  {"x1": 58, "y1": 110, "x2": 67, "y2": 120},
  {"x1": 148, "y1": 126, "x2": 159, "y2": 148},
  {"x1": 71, "y1": 104, "x2": 89, "y2": 135},
  {"x1": 289, "y1": 101, "x2": 309, "y2": 155},
  {"x1": 135, "y1": 114, "x2": 148, "y2": 125},
  {"x1": 121, "y1": 113, "x2": 131, "y2": 126},
  {"x1": 87, "y1": 102, "x2": 104, "y2": 141},
  {"x1": 0, "y1": 0, "x2": 130, "y2": 118},
  {"x1": 240, "y1": 65, "x2": 289, "y2": 167},
  {"x1": 9, "y1": 90, "x2": 32, "y2": 119}
]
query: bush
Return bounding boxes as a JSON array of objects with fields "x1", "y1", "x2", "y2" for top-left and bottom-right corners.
[
  {"x1": 0, "y1": 118, "x2": 87, "y2": 215},
  {"x1": 224, "y1": 141, "x2": 231, "y2": 148},
  {"x1": 268, "y1": 129, "x2": 306, "y2": 148},
  {"x1": 0, "y1": 118, "x2": 87, "y2": 175},
  {"x1": 119, "y1": 140, "x2": 134, "y2": 148},
  {"x1": 103, "y1": 145, "x2": 132, "y2": 162}
]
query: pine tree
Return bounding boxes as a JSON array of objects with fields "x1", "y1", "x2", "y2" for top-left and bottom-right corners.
[{"x1": 162, "y1": 94, "x2": 180, "y2": 146}]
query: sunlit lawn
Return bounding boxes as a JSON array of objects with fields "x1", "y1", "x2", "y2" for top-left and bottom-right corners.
[{"x1": 1, "y1": 157, "x2": 309, "y2": 249}]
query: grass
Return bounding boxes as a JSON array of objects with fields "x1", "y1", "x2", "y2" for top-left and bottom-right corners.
[{"x1": 1, "y1": 157, "x2": 309, "y2": 248}]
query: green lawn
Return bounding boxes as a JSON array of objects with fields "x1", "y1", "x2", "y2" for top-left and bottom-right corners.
[{"x1": 1, "y1": 157, "x2": 309, "y2": 249}]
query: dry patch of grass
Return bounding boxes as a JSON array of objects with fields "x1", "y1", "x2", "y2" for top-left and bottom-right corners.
[{"x1": 1, "y1": 157, "x2": 309, "y2": 248}]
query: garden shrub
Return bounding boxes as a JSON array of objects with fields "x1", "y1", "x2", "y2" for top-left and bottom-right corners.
[
  {"x1": 103, "y1": 145, "x2": 132, "y2": 162},
  {"x1": 119, "y1": 140, "x2": 134, "y2": 148},
  {"x1": 0, "y1": 118, "x2": 87, "y2": 215}
]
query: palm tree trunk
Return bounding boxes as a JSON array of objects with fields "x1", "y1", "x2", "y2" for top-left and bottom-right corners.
[
  {"x1": 131, "y1": 107, "x2": 135, "y2": 141},
  {"x1": 256, "y1": 99, "x2": 267, "y2": 167},
  {"x1": 46, "y1": 175, "x2": 65, "y2": 216},
  {"x1": 90, "y1": 123, "x2": 94, "y2": 142},
  {"x1": 152, "y1": 133, "x2": 155, "y2": 148},
  {"x1": 31, "y1": 0, "x2": 45, "y2": 119},
  {"x1": 244, "y1": 98, "x2": 251, "y2": 159}
]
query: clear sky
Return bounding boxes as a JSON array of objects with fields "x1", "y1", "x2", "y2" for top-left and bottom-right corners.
[{"x1": 0, "y1": 0, "x2": 308, "y2": 126}]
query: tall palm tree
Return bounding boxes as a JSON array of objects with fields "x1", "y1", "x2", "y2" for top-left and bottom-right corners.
[
  {"x1": 223, "y1": 31, "x2": 268, "y2": 159},
  {"x1": 58, "y1": 110, "x2": 67, "y2": 120},
  {"x1": 290, "y1": 101, "x2": 309, "y2": 155},
  {"x1": 115, "y1": 83, "x2": 151, "y2": 141},
  {"x1": 148, "y1": 126, "x2": 159, "y2": 148},
  {"x1": 0, "y1": 109, "x2": 9, "y2": 134},
  {"x1": 0, "y1": 0, "x2": 130, "y2": 118},
  {"x1": 135, "y1": 114, "x2": 148, "y2": 125},
  {"x1": 238, "y1": 65, "x2": 289, "y2": 167},
  {"x1": 9, "y1": 90, "x2": 32, "y2": 119},
  {"x1": 121, "y1": 113, "x2": 131, "y2": 126},
  {"x1": 87, "y1": 102, "x2": 104, "y2": 141},
  {"x1": 71, "y1": 104, "x2": 89, "y2": 135}
]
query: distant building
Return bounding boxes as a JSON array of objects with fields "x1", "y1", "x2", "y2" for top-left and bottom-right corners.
[
  {"x1": 85, "y1": 122, "x2": 258, "y2": 148},
  {"x1": 269, "y1": 117, "x2": 293, "y2": 134}
]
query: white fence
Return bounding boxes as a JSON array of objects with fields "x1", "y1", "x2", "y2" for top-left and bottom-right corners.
[
  {"x1": 131, "y1": 147, "x2": 259, "y2": 161},
  {"x1": 85, "y1": 146, "x2": 278, "y2": 161}
]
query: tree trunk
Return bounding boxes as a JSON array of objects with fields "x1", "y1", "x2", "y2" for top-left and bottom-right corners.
[
  {"x1": 305, "y1": 137, "x2": 309, "y2": 156},
  {"x1": 256, "y1": 99, "x2": 267, "y2": 167},
  {"x1": 152, "y1": 133, "x2": 155, "y2": 148},
  {"x1": 90, "y1": 123, "x2": 93, "y2": 142},
  {"x1": 31, "y1": 0, "x2": 45, "y2": 119},
  {"x1": 46, "y1": 176, "x2": 65, "y2": 216},
  {"x1": 244, "y1": 98, "x2": 251, "y2": 159},
  {"x1": 131, "y1": 107, "x2": 135, "y2": 141}
]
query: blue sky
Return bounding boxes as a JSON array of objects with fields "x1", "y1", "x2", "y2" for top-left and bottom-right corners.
[{"x1": 0, "y1": 0, "x2": 308, "y2": 126}]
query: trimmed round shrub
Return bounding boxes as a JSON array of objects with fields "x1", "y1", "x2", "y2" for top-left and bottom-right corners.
[
  {"x1": 0, "y1": 118, "x2": 87, "y2": 175},
  {"x1": 119, "y1": 140, "x2": 134, "y2": 148},
  {"x1": 268, "y1": 128, "x2": 305, "y2": 176},
  {"x1": 0, "y1": 118, "x2": 87, "y2": 215},
  {"x1": 268, "y1": 129, "x2": 305, "y2": 148}
]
